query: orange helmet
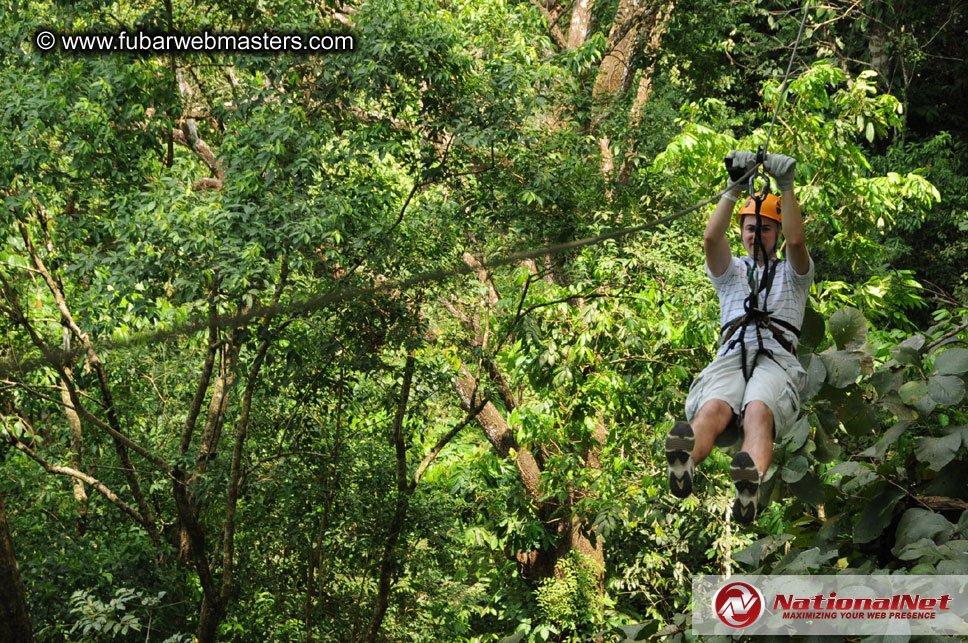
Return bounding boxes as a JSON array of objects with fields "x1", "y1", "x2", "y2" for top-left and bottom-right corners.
[{"x1": 736, "y1": 193, "x2": 782, "y2": 225}]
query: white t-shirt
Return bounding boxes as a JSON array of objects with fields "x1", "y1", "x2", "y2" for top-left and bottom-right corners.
[{"x1": 706, "y1": 254, "x2": 814, "y2": 361}]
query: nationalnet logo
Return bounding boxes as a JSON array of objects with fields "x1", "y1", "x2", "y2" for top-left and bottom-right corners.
[
  {"x1": 693, "y1": 575, "x2": 968, "y2": 636},
  {"x1": 773, "y1": 590, "x2": 953, "y2": 621},
  {"x1": 714, "y1": 581, "x2": 765, "y2": 628}
]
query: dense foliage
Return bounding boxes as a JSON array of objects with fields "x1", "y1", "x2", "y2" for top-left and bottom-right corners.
[{"x1": 1, "y1": 0, "x2": 966, "y2": 641}]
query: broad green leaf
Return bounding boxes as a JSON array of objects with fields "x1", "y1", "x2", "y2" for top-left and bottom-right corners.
[
  {"x1": 813, "y1": 422, "x2": 842, "y2": 464},
  {"x1": 957, "y1": 510, "x2": 968, "y2": 539},
  {"x1": 891, "y1": 508, "x2": 954, "y2": 555},
  {"x1": 870, "y1": 367, "x2": 902, "y2": 396},
  {"x1": 829, "y1": 307, "x2": 867, "y2": 350},
  {"x1": 827, "y1": 462, "x2": 869, "y2": 477},
  {"x1": 798, "y1": 354, "x2": 826, "y2": 401},
  {"x1": 820, "y1": 349, "x2": 861, "y2": 388},
  {"x1": 927, "y1": 374, "x2": 966, "y2": 406},
  {"x1": 797, "y1": 306, "x2": 825, "y2": 352},
  {"x1": 853, "y1": 485, "x2": 905, "y2": 544},
  {"x1": 938, "y1": 555, "x2": 968, "y2": 575},
  {"x1": 915, "y1": 432, "x2": 963, "y2": 471},
  {"x1": 781, "y1": 455, "x2": 809, "y2": 483},
  {"x1": 896, "y1": 537, "x2": 944, "y2": 562},
  {"x1": 877, "y1": 392, "x2": 919, "y2": 421},
  {"x1": 934, "y1": 347, "x2": 968, "y2": 375},
  {"x1": 790, "y1": 472, "x2": 824, "y2": 505},
  {"x1": 837, "y1": 390, "x2": 873, "y2": 437},
  {"x1": 899, "y1": 378, "x2": 929, "y2": 406},
  {"x1": 772, "y1": 546, "x2": 835, "y2": 574},
  {"x1": 734, "y1": 534, "x2": 795, "y2": 567},
  {"x1": 891, "y1": 345, "x2": 922, "y2": 368},
  {"x1": 779, "y1": 416, "x2": 810, "y2": 453}
]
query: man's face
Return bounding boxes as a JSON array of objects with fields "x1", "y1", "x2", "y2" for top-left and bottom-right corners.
[{"x1": 741, "y1": 216, "x2": 781, "y2": 263}]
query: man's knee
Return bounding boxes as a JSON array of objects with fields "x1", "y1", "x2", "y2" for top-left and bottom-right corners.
[
  {"x1": 695, "y1": 399, "x2": 734, "y2": 432},
  {"x1": 743, "y1": 401, "x2": 774, "y2": 435}
]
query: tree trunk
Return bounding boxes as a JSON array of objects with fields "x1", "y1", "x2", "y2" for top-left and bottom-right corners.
[
  {"x1": 0, "y1": 495, "x2": 33, "y2": 643},
  {"x1": 363, "y1": 354, "x2": 417, "y2": 643}
]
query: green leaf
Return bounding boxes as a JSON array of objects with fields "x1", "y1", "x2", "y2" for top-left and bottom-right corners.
[
  {"x1": 733, "y1": 534, "x2": 794, "y2": 567},
  {"x1": 938, "y1": 555, "x2": 968, "y2": 575},
  {"x1": 891, "y1": 508, "x2": 954, "y2": 555},
  {"x1": 896, "y1": 537, "x2": 944, "y2": 562},
  {"x1": 781, "y1": 455, "x2": 809, "y2": 483},
  {"x1": 934, "y1": 347, "x2": 968, "y2": 375},
  {"x1": 797, "y1": 306, "x2": 825, "y2": 352},
  {"x1": 829, "y1": 307, "x2": 867, "y2": 350},
  {"x1": 813, "y1": 422, "x2": 842, "y2": 463},
  {"x1": 891, "y1": 345, "x2": 922, "y2": 368},
  {"x1": 957, "y1": 509, "x2": 968, "y2": 540},
  {"x1": 915, "y1": 432, "x2": 963, "y2": 471},
  {"x1": 877, "y1": 392, "x2": 919, "y2": 421},
  {"x1": 899, "y1": 378, "x2": 929, "y2": 406},
  {"x1": 779, "y1": 416, "x2": 811, "y2": 453},
  {"x1": 798, "y1": 354, "x2": 826, "y2": 401},
  {"x1": 789, "y1": 472, "x2": 824, "y2": 505},
  {"x1": 927, "y1": 375, "x2": 966, "y2": 407},
  {"x1": 870, "y1": 367, "x2": 902, "y2": 396},
  {"x1": 837, "y1": 390, "x2": 873, "y2": 437},
  {"x1": 853, "y1": 485, "x2": 905, "y2": 544},
  {"x1": 820, "y1": 349, "x2": 861, "y2": 388}
]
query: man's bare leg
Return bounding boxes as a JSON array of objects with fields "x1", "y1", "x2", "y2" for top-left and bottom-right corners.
[
  {"x1": 689, "y1": 399, "x2": 735, "y2": 465},
  {"x1": 738, "y1": 400, "x2": 773, "y2": 474},
  {"x1": 731, "y1": 400, "x2": 774, "y2": 524},
  {"x1": 667, "y1": 399, "x2": 733, "y2": 498}
]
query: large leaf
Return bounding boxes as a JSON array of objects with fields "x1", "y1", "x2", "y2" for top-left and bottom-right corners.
[
  {"x1": 829, "y1": 307, "x2": 867, "y2": 350},
  {"x1": 798, "y1": 353, "x2": 827, "y2": 401},
  {"x1": 853, "y1": 485, "x2": 905, "y2": 544},
  {"x1": 898, "y1": 378, "x2": 937, "y2": 415},
  {"x1": 915, "y1": 432, "x2": 963, "y2": 471},
  {"x1": 927, "y1": 374, "x2": 966, "y2": 406},
  {"x1": 797, "y1": 306, "x2": 825, "y2": 352},
  {"x1": 891, "y1": 508, "x2": 954, "y2": 556},
  {"x1": 859, "y1": 420, "x2": 910, "y2": 459},
  {"x1": 937, "y1": 554, "x2": 968, "y2": 575},
  {"x1": 870, "y1": 367, "x2": 902, "y2": 396},
  {"x1": 812, "y1": 422, "x2": 842, "y2": 464},
  {"x1": 733, "y1": 534, "x2": 794, "y2": 567},
  {"x1": 957, "y1": 509, "x2": 968, "y2": 540},
  {"x1": 789, "y1": 472, "x2": 824, "y2": 505},
  {"x1": 820, "y1": 349, "x2": 861, "y2": 388},
  {"x1": 772, "y1": 546, "x2": 837, "y2": 574},
  {"x1": 891, "y1": 334, "x2": 925, "y2": 368},
  {"x1": 877, "y1": 392, "x2": 918, "y2": 421},
  {"x1": 779, "y1": 416, "x2": 810, "y2": 453},
  {"x1": 781, "y1": 455, "x2": 809, "y2": 483},
  {"x1": 896, "y1": 537, "x2": 944, "y2": 563},
  {"x1": 934, "y1": 347, "x2": 968, "y2": 375},
  {"x1": 836, "y1": 390, "x2": 873, "y2": 437}
]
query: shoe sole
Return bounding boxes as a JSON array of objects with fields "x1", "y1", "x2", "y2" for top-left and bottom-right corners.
[
  {"x1": 731, "y1": 451, "x2": 760, "y2": 524},
  {"x1": 666, "y1": 422, "x2": 695, "y2": 498}
]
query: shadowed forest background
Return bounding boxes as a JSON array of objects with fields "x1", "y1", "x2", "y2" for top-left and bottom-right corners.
[{"x1": 1, "y1": 0, "x2": 967, "y2": 641}]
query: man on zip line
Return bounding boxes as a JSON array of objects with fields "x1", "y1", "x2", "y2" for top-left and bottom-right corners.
[{"x1": 666, "y1": 150, "x2": 813, "y2": 524}]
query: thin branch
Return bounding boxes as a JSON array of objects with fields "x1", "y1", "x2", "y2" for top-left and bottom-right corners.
[
  {"x1": 412, "y1": 403, "x2": 485, "y2": 488},
  {"x1": 1, "y1": 418, "x2": 146, "y2": 527}
]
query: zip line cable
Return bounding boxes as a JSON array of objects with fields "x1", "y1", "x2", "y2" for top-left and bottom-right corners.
[
  {"x1": 763, "y1": 0, "x2": 813, "y2": 158},
  {"x1": 0, "y1": 2, "x2": 815, "y2": 381}
]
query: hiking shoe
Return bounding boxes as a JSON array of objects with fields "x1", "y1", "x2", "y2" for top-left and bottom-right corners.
[
  {"x1": 730, "y1": 451, "x2": 760, "y2": 524},
  {"x1": 665, "y1": 421, "x2": 696, "y2": 498}
]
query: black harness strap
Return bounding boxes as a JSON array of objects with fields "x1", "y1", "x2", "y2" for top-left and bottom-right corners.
[{"x1": 721, "y1": 159, "x2": 800, "y2": 381}]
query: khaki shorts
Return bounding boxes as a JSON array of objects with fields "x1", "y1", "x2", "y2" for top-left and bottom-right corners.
[{"x1": 684, "y1": 350, "x2": 803, "y2": 448}]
